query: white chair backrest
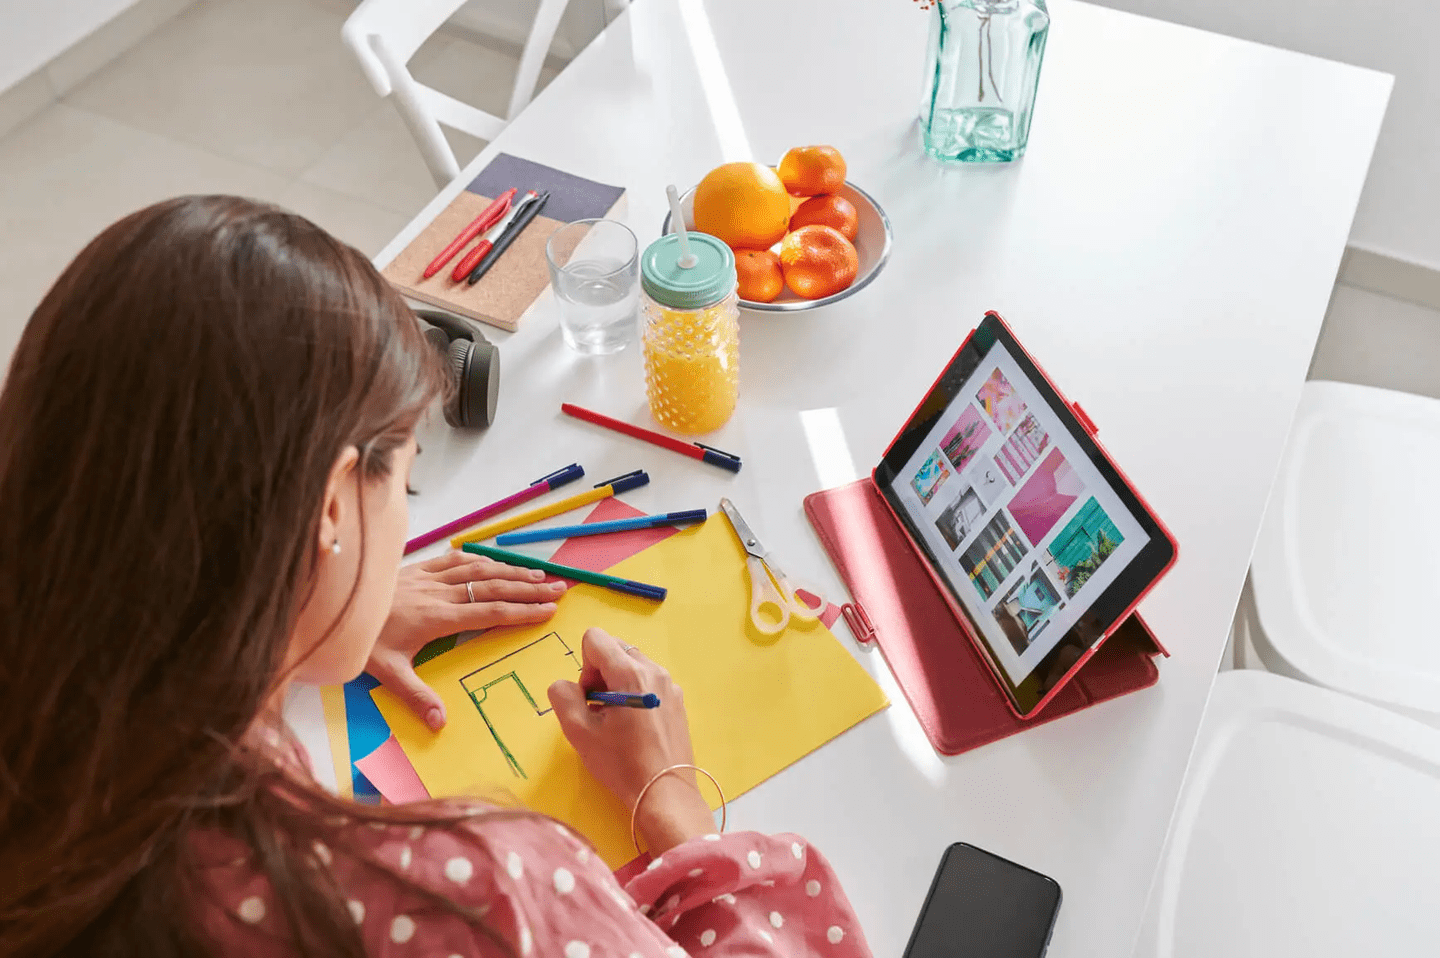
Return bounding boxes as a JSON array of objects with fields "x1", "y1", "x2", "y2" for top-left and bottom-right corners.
[
  {"x1": 342, "y1": 0, "x2": 589, "y2": 188},
  {"x1": 342, "y1": 0, "x2": 460, "y2": 98}
]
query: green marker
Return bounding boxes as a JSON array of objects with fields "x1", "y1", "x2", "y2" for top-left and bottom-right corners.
[{"x1": 462, "y1": 542, "x2": 666, "y2": 602}]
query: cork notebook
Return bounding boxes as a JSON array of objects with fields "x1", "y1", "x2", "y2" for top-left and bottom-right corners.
[{"x1": 383, "y1": 153, "x2": 626, "y2": 332}]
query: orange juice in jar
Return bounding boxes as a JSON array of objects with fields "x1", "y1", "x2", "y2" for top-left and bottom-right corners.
[{"x1": 639, "y1": 232, "x2": 740, "y2": 434}]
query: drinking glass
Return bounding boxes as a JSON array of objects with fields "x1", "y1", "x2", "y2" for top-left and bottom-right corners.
[{"x1": 545, "y1": 219, "x2": 640, "y2": 355}]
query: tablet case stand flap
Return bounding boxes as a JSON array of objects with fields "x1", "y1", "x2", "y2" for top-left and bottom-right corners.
[{"x1": 803, "y1": 479, "x2": 1163, "y2": 757}]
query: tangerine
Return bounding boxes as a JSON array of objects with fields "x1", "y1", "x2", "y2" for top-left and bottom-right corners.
[
  {"x1": 779, "y1": 225, "x2": 859, "y2": 300},
  {"x1": 777, "y1": 145, "x2": 847, "y2": 197},
  {"x1": 692, "y1": 162, "x2": 791, "y2": 250},
  {"x1": 788, "y1": 193, "x2": 859, "y2": 242},
  {"x1": 734, "y1": 248, "x2": 784, "y2": 303}
]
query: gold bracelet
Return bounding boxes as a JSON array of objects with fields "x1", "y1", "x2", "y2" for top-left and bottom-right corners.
[{"x1": 630, "y1": 763, "x2": 727, "y2": 855}]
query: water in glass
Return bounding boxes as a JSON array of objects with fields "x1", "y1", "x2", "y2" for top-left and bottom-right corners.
[
  {"x1": 555, "y1": 258, "x2": 640, "y2": 354},
  {"x1": 546, "y1": 219, "x2": 640, "y2": 356}
]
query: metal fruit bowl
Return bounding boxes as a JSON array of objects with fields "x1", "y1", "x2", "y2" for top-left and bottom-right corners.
[{"x1": 660, "y1": 180, "x2": 893, "y2": 312}]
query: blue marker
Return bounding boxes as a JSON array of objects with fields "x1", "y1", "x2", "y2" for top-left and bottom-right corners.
[
  {"x1": 496, "y1": 509, "x2": 708, "y2": 546},
  {"x1": 586, "y1": 691, "x2": 661, "y2": 709}
]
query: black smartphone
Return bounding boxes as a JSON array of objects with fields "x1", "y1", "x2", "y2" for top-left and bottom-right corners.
[{"x1": 902, "y1": 843, "x2": 1062, "y2": 958}]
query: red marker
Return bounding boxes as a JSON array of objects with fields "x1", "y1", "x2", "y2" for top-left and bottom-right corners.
[
  {"x1": 452, "y1": 190, "x2": 538, "y2": 282},
  {"x1": 560, "y1": 403, "x2": 742, "y2": 473},
  {"x1": 422, "y1": 187, "x2": 516, "y2": 280}
]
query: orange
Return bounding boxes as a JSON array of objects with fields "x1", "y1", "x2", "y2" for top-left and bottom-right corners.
[
  {"x1": 777, "y1": 146, "x2": 847, "y2": 197},
  {"x1": 692, "y1": 162, "x2": 791, "y2": 250},
  {"x1": 734, "y1": 249, "x2": 784, "y2": 303},
  {"x1": 788, "y1": 193, "x2": 859, "y2": 242},
  {"x1": 779, "y1": 225, "x2": 859, "y2": 300}
]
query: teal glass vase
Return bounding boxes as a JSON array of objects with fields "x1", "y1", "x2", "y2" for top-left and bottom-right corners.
[{"x1": 920, "y1": 0, "x2": 1050, "y2": 163}]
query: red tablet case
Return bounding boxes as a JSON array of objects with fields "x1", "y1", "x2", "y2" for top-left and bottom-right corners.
[{"x1": 803, "y1": 315, "x2": 1170, "y2": 756}]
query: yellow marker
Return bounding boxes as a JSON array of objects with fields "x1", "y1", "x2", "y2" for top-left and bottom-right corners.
[{"x1": 450, "y1": 470, "x2": 649, "y2": 547}]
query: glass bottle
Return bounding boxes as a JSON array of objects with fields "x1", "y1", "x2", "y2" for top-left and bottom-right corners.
[
  {"x1": 639, "y1": 231, "x2": 740, "y2": 434},
  {"x1": 920, "y1": 0, "x2": 1050, "y2": 163}
]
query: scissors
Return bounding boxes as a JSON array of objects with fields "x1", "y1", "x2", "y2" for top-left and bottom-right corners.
[{"x1": 719, "y1": 498, "x2": 826, "y2": 635}]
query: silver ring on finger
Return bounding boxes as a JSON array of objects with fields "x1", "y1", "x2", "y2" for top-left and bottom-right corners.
[
  {"x1": 465, "y1": 581, "x2": 477, "y2": 603},
  {"x1": 621, "y1": 644, "x2": 639, "y2": 654}
]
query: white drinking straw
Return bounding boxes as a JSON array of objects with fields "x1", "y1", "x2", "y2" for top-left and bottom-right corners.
[{"x1": 666, "y1": 184, "x2": 697, "y2": 269}]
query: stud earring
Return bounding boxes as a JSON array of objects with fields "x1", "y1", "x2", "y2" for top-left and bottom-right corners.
[{"x1": 331, "y1": 540, "x2": 341, "y2": 555}]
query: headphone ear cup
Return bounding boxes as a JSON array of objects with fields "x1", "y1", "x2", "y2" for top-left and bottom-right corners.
[
  {"x1": 444, "y1": 338, "x2": 472, "y2": 428},
  {"x1": 463, "y1": 335, "x2": 500, "y2": 428}
]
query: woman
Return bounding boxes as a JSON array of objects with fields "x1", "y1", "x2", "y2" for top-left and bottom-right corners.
[{"x1": 0, "y1": 196, "x2": 870, "y2": 957}]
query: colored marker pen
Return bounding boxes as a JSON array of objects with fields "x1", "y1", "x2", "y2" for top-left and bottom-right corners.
[{"x1": 586, "y1": 691, "x2": 661, "y2": 709}]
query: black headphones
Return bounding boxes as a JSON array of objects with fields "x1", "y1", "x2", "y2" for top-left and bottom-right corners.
[{"x1": 415, "y1": 309, "x2": 500, "y2": 429}]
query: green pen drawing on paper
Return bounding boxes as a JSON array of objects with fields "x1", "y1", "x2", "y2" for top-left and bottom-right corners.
[{"x1": 459, "y1": 632, "x2": 580, "y2": 779}]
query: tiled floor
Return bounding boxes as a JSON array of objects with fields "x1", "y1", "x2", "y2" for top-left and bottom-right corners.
[
  {"x1": 1312, "y1": 283, "x2": 1440, "y2": 401},
  {"x1": 0, "y1": 0, "x2": 557, "y2": 361}
]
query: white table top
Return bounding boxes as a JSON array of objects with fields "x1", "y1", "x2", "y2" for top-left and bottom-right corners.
[{"x1": 332, "y1": 0, "x2": 1391, "y2": 953}]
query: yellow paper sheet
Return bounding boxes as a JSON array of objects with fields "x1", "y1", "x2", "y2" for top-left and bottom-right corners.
[
  {"x1": 373, "y1": 517, "x2": 888, "y2": 867},
  {"x1": 319, "y1": 683, "x2": 353, "y2": 801}
]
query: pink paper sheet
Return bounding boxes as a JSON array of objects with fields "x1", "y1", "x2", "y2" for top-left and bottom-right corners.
[
  {"x1": 548, "y1": 496, "x2": 682, "y2": 571},
  {"x1": 354, "y1": 735, "x2": 430, "y2": 804}
]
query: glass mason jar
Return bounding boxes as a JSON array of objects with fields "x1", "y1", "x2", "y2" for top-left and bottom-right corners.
[
  {"x1": 920, "y1": 0, "x2": 1050, "y2": 163},
  {"x1": 639, "y1": 231, "x2": 740, "y2": 435}
]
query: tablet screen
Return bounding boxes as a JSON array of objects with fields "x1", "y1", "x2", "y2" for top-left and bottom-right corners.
[{"x1": 875, "y1": 314, "x2": 1174, "y2": 713}]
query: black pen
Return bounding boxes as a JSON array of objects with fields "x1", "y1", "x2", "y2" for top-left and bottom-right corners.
[{"x1": 466, "y1": 189, "x2": 551, "y2": 285}]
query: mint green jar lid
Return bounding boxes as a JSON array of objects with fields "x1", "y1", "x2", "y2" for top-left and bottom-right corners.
[{"x1": 640, "y1": 232, "x2": 736, "y2": 310}]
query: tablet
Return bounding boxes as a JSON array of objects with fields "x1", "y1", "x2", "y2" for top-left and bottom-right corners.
[{"x1": 874, "y1": 312, "x2": 1176, "y2": 717}]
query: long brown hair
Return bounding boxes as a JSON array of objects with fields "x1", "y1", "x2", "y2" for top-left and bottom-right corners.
[{"x1": 0, "y1": 196, "x2": 516, "y2": 956}]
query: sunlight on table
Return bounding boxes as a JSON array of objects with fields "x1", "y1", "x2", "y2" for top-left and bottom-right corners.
[
  {"x1": 801, "y1": 407, "x2": 860, "y2": 489},
  {"x1": 677, "y1": 0, "x2": 753, "y2": 162}
]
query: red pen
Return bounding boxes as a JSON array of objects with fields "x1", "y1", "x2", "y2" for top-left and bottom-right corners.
[
  {"x1": 452, "y1": 190, "x2": 538, "y2": 282},
  {"x1": 560, "y1": 403, "x2": 743, "y2": 473},
  {"x1": 422, "y1": 187, "x2": 516, "y2": 280}
]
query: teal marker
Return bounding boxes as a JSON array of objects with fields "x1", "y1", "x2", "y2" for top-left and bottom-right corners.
[
  {"x1": 461, "y1": 542, "x2": 667, "y2": 602},
  {"x1": 496, "y1": 509, "x2": 708, "y2": 546}
]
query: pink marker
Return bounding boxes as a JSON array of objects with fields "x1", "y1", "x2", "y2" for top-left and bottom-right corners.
[{"x1": 404, "y1": 463, "x2": 584, "y2": 555}]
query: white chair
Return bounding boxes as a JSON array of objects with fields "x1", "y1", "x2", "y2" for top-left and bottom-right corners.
[
  {"x1": 342, "y1": 0, "x2": 623, "y2": 188},
  {"x1": 1136, "y1": 670, "x2": 1440, "y2": 957},
  {"x1": 1242, "y1": 380, "x2": 1440, "y2": 725}
]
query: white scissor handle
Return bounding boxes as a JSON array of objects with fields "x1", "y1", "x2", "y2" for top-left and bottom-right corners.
[
  {"x1": 772, "y1": 567, "x2": 825, "y2": 623},
  {"x1": 745, "y1": 555, "x2": 791, "y2": 635}
]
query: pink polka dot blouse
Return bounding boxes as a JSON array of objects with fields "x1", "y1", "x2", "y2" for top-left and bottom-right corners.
[{"x1": 196, "y1": 799, "x2": 872, "y2": 957}]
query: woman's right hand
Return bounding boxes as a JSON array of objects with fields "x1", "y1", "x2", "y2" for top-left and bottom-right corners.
[{"x1": 547, "y1": 627, "x2": 716, "y2": 855}]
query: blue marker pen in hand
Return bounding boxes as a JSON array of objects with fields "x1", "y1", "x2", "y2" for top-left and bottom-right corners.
[{"x1": 586, "y1": 690, "x2": 661, "y2": 709}]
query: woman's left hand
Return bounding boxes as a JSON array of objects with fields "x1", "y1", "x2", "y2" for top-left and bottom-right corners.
[{"x1": 368, "y1": 553, "x2": 566, "y2": 731}]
